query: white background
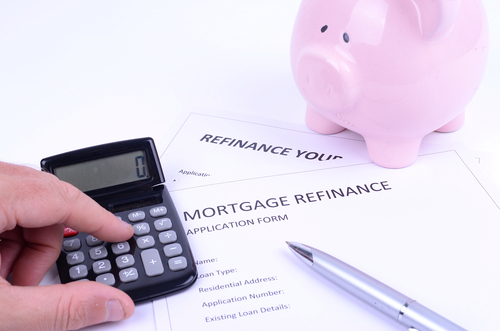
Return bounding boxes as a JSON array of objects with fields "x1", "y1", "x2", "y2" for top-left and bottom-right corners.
[
  {"x1": 1, "y1": 2, "x2": 499, "y2": 330},
  {"x1": 1, "y1": 0, "x2": 499, "y2": 187}
]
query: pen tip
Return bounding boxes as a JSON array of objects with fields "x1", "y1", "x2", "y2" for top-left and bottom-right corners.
[{"x1": 286, "y1": 241, "x2": 313, "y2": 266}]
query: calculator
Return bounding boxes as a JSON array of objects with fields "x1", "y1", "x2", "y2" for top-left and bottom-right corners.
[{"x1": 41, "y1": 138, "x2": 197, "y2": 303}]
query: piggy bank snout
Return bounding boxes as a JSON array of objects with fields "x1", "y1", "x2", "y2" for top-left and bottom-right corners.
[{"x1": 295, "y1": 51, "x2": 360, "y2": 112}]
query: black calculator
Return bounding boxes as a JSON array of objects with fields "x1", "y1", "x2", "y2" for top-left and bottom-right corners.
[{"x1": 41, "y1": 137, "x2": 197, "y2": 303}]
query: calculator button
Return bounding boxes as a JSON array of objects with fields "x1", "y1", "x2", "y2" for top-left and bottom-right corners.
[
  {"x1": 96, "y1": 273, "x2": 116, "y2": 286},
  {"x1": 63, "y1": 238, "x2": 81, "y2": 252},
  {"x1": 133, "y1": 222, "x2": 150, "y2": 236},
  {"x1": 159, "y1": 230, "x2": 177, "y2": 244},
  {"x1": 116, "y1": 254, "x2": 135, "y2": 269},
  {"x1": 66, "y1": 251, "x2": 85, "y2": 265},
  {"x1": 168, "y1": 256, "x2": 188, "y2": 271},
  {"x1": 64, "y1": 227, "x2": 79, "y2": 237},
  {"x1": 141, "y1": 249, "x2": 164, "y2": 277},
  {"x1": 86, "y1": 235, "x2": 103, "y2": 247},
  {"x1": 154, "y1": 218, "x2": 172, "y2": 231},
  {"x1": 149, "y1": 206, "x2": 167, "y2": 217},
  {"x1": 119, "y1": 267, "x2": 139, "y2": 283},
  {"x1": 163, "y1": 243, "x2": 183, "y2": 257},
  {"x1": 92, "y1": 259, "x2": 112, "y2": 274},
  {"x1": 89, "y1": 246, "x2": 108, "y2": 260},
  {"x1": 111, "y1": 241, "x2": 130, "y2": 255},
  {"x1": 128, "y1": 211, "x2": 146, "y2": 222},
  {"x1": 136, "y1": 235, "x2": 155, "y2": 249},
  {"x1": 69, "y1": 264, "x2": 88, "y2": 280}
]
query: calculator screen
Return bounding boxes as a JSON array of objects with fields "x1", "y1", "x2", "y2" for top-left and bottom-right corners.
[{"x1": 54, "y1": 150, "x2": 150, "y2": 192}]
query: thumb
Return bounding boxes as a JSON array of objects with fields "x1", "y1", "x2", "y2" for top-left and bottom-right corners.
[{"x1": 0, "y1": 280, "x2": 135, "y2": 331}]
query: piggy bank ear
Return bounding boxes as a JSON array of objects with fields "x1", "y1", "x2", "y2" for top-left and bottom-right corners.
[{"x1": 411, "y1": 0, "x2": 461, "y2": 40}]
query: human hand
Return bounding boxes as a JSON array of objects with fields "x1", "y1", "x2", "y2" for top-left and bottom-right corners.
[{"x1": 0, "y1": 162, "x2": 135, "y2": 330}]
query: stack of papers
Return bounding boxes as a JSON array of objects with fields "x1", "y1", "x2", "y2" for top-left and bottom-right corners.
[{"x1": 83, "y1": 109, "x2": 500, "y2": 330}]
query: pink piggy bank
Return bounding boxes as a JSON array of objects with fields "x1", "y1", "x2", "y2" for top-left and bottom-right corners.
[{"x1": 291, "y1": 0, "x2": 489, "y2": 168}]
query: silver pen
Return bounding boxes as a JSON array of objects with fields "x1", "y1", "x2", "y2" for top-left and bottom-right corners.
[{"x1": 286, "y1": 241, "x2": 467, "y2": 331}]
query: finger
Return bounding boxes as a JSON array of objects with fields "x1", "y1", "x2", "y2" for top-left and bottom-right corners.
[
  {"x1": 1, "y1": 164, "x2": 133, "y2": 243},
  {"x1": 0, "y1": 161, "x2": 41, "y2": 178},
  {"x1": 0, "y1": 225, "x2": 63, "y2": 285},
  {"x1": 10, "y1": 224, "x2": 64, "y2": 286},
  {"x1": 0, "y1": 280, "x2": 135, "y2": 331},
  {"x1": 54, "y1": 180, "x2": 134, "y2": 242},
  {"x1": 0, "y1": 226, "x2": 23, "y2": 279}
]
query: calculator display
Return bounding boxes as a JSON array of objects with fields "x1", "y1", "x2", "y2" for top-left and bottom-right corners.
[{"x1": 54, "y1": 150, "x2": 150, "y2": 193}]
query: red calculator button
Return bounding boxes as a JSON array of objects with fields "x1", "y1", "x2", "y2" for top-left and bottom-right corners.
[{"x1": 64, "y1": 227, "x2": 79, "y2": 237}]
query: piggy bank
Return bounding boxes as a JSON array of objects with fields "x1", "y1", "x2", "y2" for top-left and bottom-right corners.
[{"x1": 291, "y1": 0, "x2": 489, "y2": 168}]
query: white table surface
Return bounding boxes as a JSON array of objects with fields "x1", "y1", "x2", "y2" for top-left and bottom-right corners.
[{"x1": 1, "y1": 0, "x2": 499, "y2": 188}]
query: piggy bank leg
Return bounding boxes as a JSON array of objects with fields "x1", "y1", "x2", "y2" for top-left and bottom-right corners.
[
  {"x1": 305, "y1": 105, "x2": 345, "y2": 134},
  {"x1": 364, "y1": 136, "x2": 422, "y2": 168},
  {"x1": 435, "y1": 111, "x2": 465, "y2": 133}
]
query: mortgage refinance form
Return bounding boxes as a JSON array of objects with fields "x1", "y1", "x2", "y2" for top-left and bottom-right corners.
[{"x1": 145, "y1": 109, "x2": 500, "y2": 331}]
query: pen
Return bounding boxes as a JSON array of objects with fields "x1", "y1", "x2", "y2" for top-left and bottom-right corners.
[{"x1": 286, "y1": 241, "x2": 467, "y2": 331}]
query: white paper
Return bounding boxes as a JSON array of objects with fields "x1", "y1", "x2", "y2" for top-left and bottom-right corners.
[{"x1": 151, "y1": 109, "x2": 500, "y2": 331}]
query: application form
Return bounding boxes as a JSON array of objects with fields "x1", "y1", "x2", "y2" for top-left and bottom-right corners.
[{"x1": 150, "y1": 109, "x2": 500, "y2": 331}]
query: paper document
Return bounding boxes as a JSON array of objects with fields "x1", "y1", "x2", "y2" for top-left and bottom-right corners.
[{"x1": 151, "y1": 109, "x2": 500, "y2": 331}]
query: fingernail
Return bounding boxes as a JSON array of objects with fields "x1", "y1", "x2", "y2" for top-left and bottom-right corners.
[
  {"x1": 106, "y1": 300, "x2": 125, "y2": 322},
  {"x1": 121, "y1": 220, "x2": 132, "y2": 229}
]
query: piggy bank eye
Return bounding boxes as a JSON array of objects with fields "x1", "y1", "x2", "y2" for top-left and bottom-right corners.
[
  {"x1": 321, "y1": 25, "x2": 328, "y2": 33},
  {"x1": 343, "y1": 32, "x2": 350, "y2": 43}
]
